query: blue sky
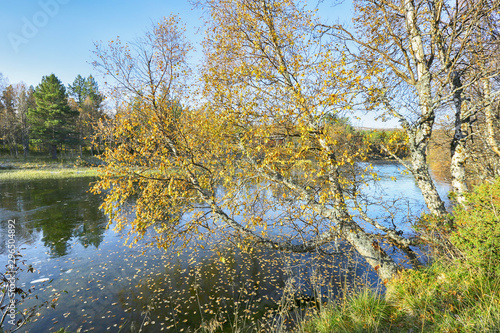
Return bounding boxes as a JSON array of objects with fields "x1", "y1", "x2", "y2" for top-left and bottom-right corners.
[
  {"x1": 0, "y1": 0, "x2": 396, "y2": 127},
  {"x1": 0, "y1": 0, "x2": 206, "y2": 87},
  {"x1": 1, "y1": 0, "x2": 355, "y2": 86}
]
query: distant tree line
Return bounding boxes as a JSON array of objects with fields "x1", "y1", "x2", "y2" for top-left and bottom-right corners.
[
  {"x1": 323, "y1": 115, "x2": 409, "y2": 160},
  {"x1": 0, "y1": 73, "x2": 106, "y2": 159}
]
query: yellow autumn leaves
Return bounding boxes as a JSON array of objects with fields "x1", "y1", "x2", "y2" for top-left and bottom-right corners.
[{"x1": 92, "y1": 0, "x2": 370, "y2": 255}]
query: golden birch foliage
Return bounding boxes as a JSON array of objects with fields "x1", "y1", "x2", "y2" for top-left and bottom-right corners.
[
  {"x1": 93, "y1": 3, "x2": 401, "y2": 281},
  {"x1": 91, "y1": 16, "x2": 214, "y2": 249},
  {"x1": 94, "y1": 94, "x2": 241, "y2": 249},
  {"x1": 198, "y1": 0, "x2": 368, "y2": 240}
]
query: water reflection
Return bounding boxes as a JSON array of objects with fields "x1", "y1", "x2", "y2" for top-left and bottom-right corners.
[
  {"x1": 1, "y1": 177, "x2": 368, "y2": 332},
  {"x1": 0, "y1": 179, "x2": 107, "y2": 257}
]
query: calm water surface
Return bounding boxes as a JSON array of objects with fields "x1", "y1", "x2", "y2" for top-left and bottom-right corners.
[{"x1": 0, "y1": 162, "x2": 450, "y2": 332}]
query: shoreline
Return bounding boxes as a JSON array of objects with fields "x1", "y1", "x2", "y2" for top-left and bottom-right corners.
[
  {"x1": 0, "y1": 157, "x2": 100, "y2": 181},
  {"x1": 0, "y1": 167, "x2": 98, "y2": 181},
  {"x1": 0, "y1": 156, "x2": 409, "y2": 182}
]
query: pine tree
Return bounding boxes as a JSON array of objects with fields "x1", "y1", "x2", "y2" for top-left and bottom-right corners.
[
  {"x1": 28, "y1": 74, "x2": 78, "y2": 159},
  {"x1": 67, "y1": 74, "x2": 87, "y2": 105},
  {"x1": 68, "y1": 74, "x2": 103, "y2": 108}
]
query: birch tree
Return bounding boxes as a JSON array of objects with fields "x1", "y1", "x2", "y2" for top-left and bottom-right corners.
[
  {"x1": 326, "y1": 0, "x2": 500, "y2": 208},
  {"x1": 91, "y1": 5, "x2": 428, "y2": 283},
  {"x1": 467, "y1": 5, "x2": 500, "y2": 178},
  {"x1": 14, "y1": 83, "x2": 35, "y2": 158}
]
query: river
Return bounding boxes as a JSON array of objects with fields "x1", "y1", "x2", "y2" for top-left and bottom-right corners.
[{"x1": 0, "y1": 161, "x2": 450, "y2": 332}]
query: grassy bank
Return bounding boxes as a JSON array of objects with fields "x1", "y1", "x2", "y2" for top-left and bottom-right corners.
[
  {"x1": 300, "y1": 259, "x2": 500, "y2": 332},
  {"x1": 300, "y1": 178, "x2": 500, "y2": 333},
  {"x1": 0, "y1": 156, "x2": 99, "y2": 180},
  {"x1": 0, "y1": 167, "x2": 98, "y2": 181}
]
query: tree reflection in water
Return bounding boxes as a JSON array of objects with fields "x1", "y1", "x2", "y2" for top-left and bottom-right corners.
[{"x1": 0, "y1": 178, "x2": 107, "y2": 257}]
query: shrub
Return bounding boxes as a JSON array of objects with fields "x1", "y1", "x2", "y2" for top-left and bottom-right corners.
[{"x1": 450, "y1": 177, "x2": 500, "y2": 275}]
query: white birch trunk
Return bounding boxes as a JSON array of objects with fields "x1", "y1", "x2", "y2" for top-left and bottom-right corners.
[
  {"x1": 483, "y1": 78, "x2": 500, "y2": 158},
  {"x1": 404, "y1": 0, "x2": 447, "y2": 216},
  {"x1": 450, "y1": 72, "x2": 469, "y2": 206}
]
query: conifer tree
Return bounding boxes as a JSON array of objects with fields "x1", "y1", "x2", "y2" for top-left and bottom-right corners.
[{"x1": 28, "y1": 74, "x2": 78, "y2": 159}]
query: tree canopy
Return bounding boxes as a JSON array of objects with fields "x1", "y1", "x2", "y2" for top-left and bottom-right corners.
[
  {"x1": 0, "y1": 73, "x2": 104, "y2": 158},
  {"x1": 67, "y1": 74, "x2": 105, "y2": 156}
]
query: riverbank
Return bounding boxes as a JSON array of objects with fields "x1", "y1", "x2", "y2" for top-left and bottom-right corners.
[
  {"x1": 0, "y1": 156, "x2": 99, "y2": 180},
  {"x1": 299, "y1": 258, "x2": 500, "y2": 332},
  {"x1": 299, "y1": 178, "x2": 500, "y2": 332},
  {"x1": 0, "y1": 167, "x2": 98, "y2": 181}
]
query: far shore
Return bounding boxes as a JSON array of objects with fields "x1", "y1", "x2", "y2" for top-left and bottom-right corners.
[{"x1": 0, "y1": 156, "x2": 99, "y2": 181}]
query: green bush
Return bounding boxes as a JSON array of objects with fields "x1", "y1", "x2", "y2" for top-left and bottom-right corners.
[{"x1": 450, "y1": 177, "x2": 500, "y2": 275}]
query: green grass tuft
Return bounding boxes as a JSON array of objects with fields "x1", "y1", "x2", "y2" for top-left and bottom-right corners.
[{"x1": 300, "y1": 286, "x2": 393, "y2": 333}]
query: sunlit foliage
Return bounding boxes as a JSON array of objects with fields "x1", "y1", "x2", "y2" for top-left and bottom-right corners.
[{"x1": 93, "y1": 3, "x2": 425, "y2": 284}]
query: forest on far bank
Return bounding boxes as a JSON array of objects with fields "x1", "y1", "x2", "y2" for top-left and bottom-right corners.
[{"x1": 0, "y1": 73, "x2": 106, "y2": 160}]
